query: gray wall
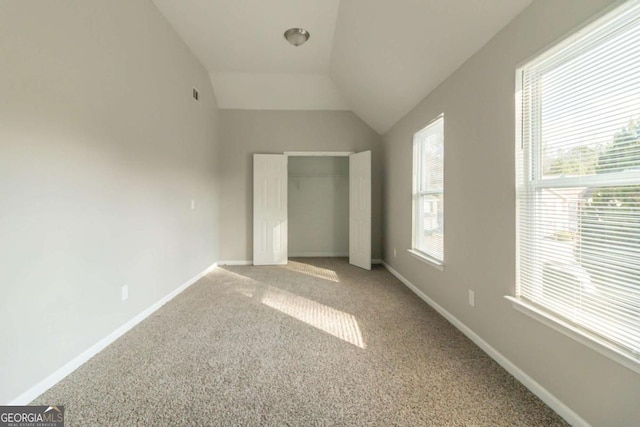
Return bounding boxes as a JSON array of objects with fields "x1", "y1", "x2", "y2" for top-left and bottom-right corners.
[
  {"x1": 0, "y1": 0, "x2": 221, "y2": 403},
  {"x1": 288, "y1": 157, "x2": 349, "y2": 257},
  {"x1": 218, "y1": 110, "x2": 382, "y2": 262},
  {"x1": 381, "y1": 0, "x2": 639, "y2": 425}
]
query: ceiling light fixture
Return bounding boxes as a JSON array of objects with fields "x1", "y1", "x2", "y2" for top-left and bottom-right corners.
[{"x1": 284, "y1": 28, "x2": 310, "y2": 47}]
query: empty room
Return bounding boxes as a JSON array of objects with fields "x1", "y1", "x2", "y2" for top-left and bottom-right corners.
[{"x1": 1, "y1": 0, "x2": 639, "y2": 426}]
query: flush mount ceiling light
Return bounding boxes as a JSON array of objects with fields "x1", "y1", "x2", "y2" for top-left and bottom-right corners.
[{"x1": 284, "y1": 28, "x2": 310, "y2": 47}]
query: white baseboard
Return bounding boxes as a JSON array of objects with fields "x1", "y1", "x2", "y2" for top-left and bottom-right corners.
[
  {"x1": 217, "y1": 260, "x2": 253, "y2": 266},
  {"x1": 8, "y1": 262, "x2": 218, "y2": 405},
  {"x1": 381, "y1": 261, "x2": 590, "y2": 427},
  {"x1": 219, "y1": 258, "x2": 382, "y2": 265}
]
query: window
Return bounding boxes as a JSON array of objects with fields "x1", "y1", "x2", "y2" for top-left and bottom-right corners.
[
  {"x1": 516, "y1": 1, "x2": 640, "y2": 365},
  {"x1": 412, "y1": 115, "x2": 444, "y2": 265}
]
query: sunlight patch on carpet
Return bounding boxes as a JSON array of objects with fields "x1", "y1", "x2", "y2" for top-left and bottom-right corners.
[
  {"x1": 282, "y1": 261, "x2": 340, "y2": 283},
  {"x1": 261, "y1": 285, "x2": 364, "y2": 348}
]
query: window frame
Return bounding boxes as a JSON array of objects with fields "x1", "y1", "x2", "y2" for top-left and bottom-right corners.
[
  {"x1": 511, "y1": 0, "x2": 640, "y2": 374},
  {"x1": 411, "y1": 114, "x2": 445, "y2": 269}
]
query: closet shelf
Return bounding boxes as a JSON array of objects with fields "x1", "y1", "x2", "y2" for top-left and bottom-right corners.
[{"x1": 288, "y1": 174, "x2": 346, "y2": 178}]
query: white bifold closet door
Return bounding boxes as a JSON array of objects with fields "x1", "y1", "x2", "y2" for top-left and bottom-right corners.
[
  {"x1": 253, "y1": 154, "x2": 288, "y2": 265},
  {"x1": 349, "y1": 151, "x2": 371, "y2": 270}
]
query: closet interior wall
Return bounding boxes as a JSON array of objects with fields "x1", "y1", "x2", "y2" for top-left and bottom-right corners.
[{"x1": 288, "y1": 157, "x2": 349, "y2": 257}]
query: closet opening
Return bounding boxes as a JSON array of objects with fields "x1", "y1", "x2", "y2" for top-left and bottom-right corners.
[
  {"x1": 288, "y1": 155, "x2": 349, "y2": 258},
  {"x1": 253, "y1": 151, "x2": 370, "y2": 269}
]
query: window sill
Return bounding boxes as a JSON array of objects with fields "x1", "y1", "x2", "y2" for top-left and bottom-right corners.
[
  {"x1": 407, "y1": 249, "x2": 444, "y2": 271},
  {"x1": 505, "y1": 296, "x2": 640, "y2": 375}
]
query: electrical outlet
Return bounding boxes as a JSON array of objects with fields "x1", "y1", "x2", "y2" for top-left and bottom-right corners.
[
  {"x1": 121, "y1": 285, "x2": 128, "y2": 301},
  {"x1": 191, "y1": 199, "x2": 196, "y2": 210},
  {"x1": 468, "y1": 290, "x2": 475, "y2": 307},
  {"x1": 393, "y1": 248, "x2": 397, "y2": 257}
]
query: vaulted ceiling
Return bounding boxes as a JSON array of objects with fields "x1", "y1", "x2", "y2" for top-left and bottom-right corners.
[{"x1": 152, "y1": 0, "x2": 532, "y2": 134}]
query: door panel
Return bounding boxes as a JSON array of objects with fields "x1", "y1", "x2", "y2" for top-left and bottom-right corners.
[
  {"x1": 253, "y1": 154, "x2": 288, "y2": 265},
  {"x1": 349, "y1": 151, "x2": 371, "y2": 270}
]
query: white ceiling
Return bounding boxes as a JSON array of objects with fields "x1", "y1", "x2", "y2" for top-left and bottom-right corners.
[
  {"x1": 211, "y1": 73, "x2": 350, "y2": 110},
  {"x1": 152, "y1": 0, "x2": 340, "y2": 73},
  {"x1": 153, "y1": 0, "x2": 533, "y2": 134}
]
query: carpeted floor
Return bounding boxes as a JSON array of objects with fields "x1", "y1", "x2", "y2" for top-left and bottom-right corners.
[{"x1": 34, "y1": 258, "x2": 568, "y2": 426}]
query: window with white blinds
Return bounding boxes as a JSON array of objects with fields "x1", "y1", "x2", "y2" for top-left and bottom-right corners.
[
  {"x1": 516, "y1": 0, "x2": 640, "y2": 363},
  {"x1": 413, "y1": 115, "x2": 444, "y2": 264}
]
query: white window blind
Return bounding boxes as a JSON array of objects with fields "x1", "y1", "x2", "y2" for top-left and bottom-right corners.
[
  {"x1": 413, "y1": 115, "x2": 444, "y2": 263},
  {"x1": 517, "y1": 0, "x2": 640, "y2": 362}
]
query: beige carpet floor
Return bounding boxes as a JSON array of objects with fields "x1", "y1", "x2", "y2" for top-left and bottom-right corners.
[{"x1": 34, "y1": 258, "x2": 568, "y2": 426}]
